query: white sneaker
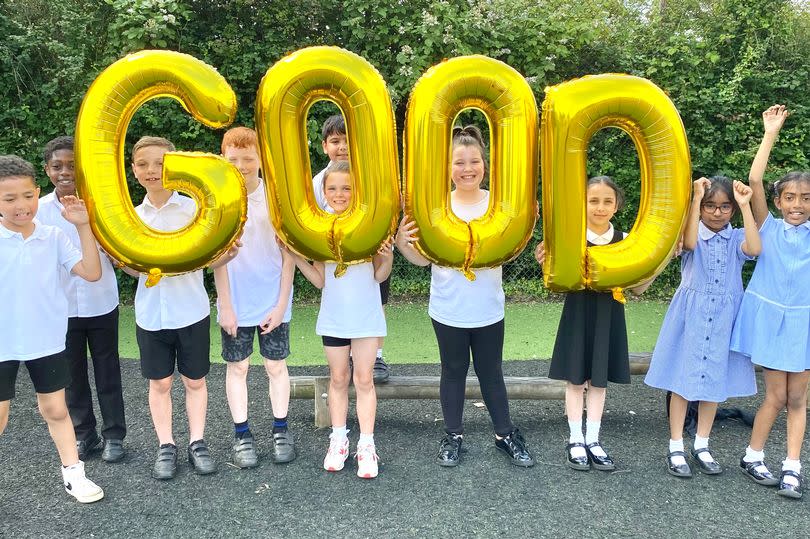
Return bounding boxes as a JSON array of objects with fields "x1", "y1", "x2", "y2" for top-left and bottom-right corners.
[
  {"x1": 62, "y1": 461, "x2": 104, "y2": 503},
  {"x1": 356, "y1": 443, "x2": 379, "y2": 479},
  {"x1": 323, "y1": 434, "x2": 350, "y2": 472}
]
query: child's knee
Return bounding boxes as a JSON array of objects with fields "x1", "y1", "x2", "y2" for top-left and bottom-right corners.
[
  {"x1": 353, "y1": 371, "x2": 374, "y2": 391},
  {"x1": 37, "y1": 396, "x2": 68, "y2": 421},
  {"x1": 330, "y1": 370, "x2": 351, "y2": 389},
  {"x1": 227, "y1": 359, "x2": 249, "y2": 378},
  {"x1": 766, "y1": 388, "x2": 788, "y2": 409},
  {"x1": 264, "y1": 359, "x2": 288, "y2": 378},
  {"x1": 150, "y1": 377, "x2": 173, "y2": 394},
  {"x1": 786, "y1": 389, "x2": 807, "y2": 411},
  {"x1": 182, "y1": 376, "x2": 206, "y2": 391}
]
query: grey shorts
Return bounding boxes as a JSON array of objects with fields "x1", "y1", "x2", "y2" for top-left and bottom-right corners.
[{"x1": 221, "y1": 323, "x2": 290, "y2": 362}]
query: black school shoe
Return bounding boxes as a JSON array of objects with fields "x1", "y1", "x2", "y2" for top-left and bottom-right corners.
[
  {"x1": 739, "y1": 457, "x2": 779, "y2": 486},
  {"x1": 667, "y1": 451, "x2": 692, "y2": 478},
  {"x1": 271, "y1": 430, "x2": 296, "y2": 464},
  {"x1": 76, "y1": 432, "x2": 102, "y2": 461},
  {"x1": 777, "y1": 470, "x2": 803, "y2": 499},
  {"x1": 101, "y1": 439, "x2": 125, "y2": 463},
  {"x1": 437, "y1": 433, "x2": 464, "y2": 467},
  {"x1": 586, "y1": 442, "x2": 616, "y2": 471},
  {"x1": 495, "y1": 429, "x2": 534, "y2": 467},
  {"x1": 152, "y1": 443, "x2": 178, "y2": 480},
  {"x1": 691, "y1": 448, "x2": 722, "y2": 475},
  {"x1": 566, "y1": 442, "x2": 590, "y2": 471},
  {"x1": 188, "y1": 439, "x2": 217, "y2": 475},
  {"x1": 373, "y1": 356, "x2": 390, "y2": 383}
]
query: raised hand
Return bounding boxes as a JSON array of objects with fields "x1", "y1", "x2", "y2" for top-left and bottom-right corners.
[
  {"x1": 377, "y1": 237, "x2": 394, "y2": 259},
  {"x1": 733, "y1": 180, "x2": 753, "y2": 205},
  {"x1": 61, "y1": 195, "x2": 90, "y2": 226},
  {"x1": 395, "y1": 215, "x2": 419, "y2": 248},
  {"x1": 693, "y1": 177, "x2": 711, "y2": 200},
  {"x1": 762, "y1": 104, "x2": 788, "y2": 135}
]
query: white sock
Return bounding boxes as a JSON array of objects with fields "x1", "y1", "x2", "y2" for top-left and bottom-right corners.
[
  {"x1": 744, "y1": 446, "x2": 769, "y2": 474},
  {"x1": 568, "y1": 420, "x2": 584, "y2": 444},
  {"x1": 693, "y1": 435, "x2": 714, "y2": 462},
  {"x1": 358, "y1": 433, "x2": 375, "y2": 447},
  {"x1": 669, "y1": 439, "x2": 686, "y2": 466},
  {"x1": 585, "y1": 420, "x2": 601, "y2": 445},
  {"x1": 782, "y1": 458, "x2": 801, "y2": 486},
  {"x1": 376, "y1": 348, "x2": 383, "y2": 359},
  {"x1": 331, "y1": 425, "x2": 348, "y2": 439}
]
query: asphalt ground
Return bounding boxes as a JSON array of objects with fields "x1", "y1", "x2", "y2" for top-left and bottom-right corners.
[{"x1": 1, "y1": 359, "x2": 806, "y2": 538}]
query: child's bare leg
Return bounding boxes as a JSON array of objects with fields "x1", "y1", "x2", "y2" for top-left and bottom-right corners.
[
  {"x1": 585, "y1": 384, "x2": 606, "y2": 423},
  {"x1": 225, "y1": 359, "x2": 249, "y2": 422},
  {"x1": 0, "y1": 400, "x2": 9, "y2": 435},
  {"x1": 37, "y1": 390, "x2": 79, "y2": 466},
  {"x1": 749, "y1": 369, "x2": 788, "y2": 451},
  {"x1": 696, "y1": 401, "x2": 718, "y2": 439},
  {"x1": 182, "y1": 375, "x2": 208, "y2": 442},
  {"x1": 149, "y1": 376, "x2": 174, "y2": 445},
  {"x1": 668, "y1": 393, "x2": 689, "y2": 441},
  {"x1": 785, "y1": 371, "x2": 810, "y2": 460},
  {"x1": 324, "y1": 345, "x2": 351, "y2": 428},
  {"x1": 565, "y1": 383, "x2": 585, "y2": 422},
  {"x1": 351, "y1": 338, "x2": 378, "y2": 434},
  {"x1": 264, "y1": 359, "x2": 290, "y2": 418}
]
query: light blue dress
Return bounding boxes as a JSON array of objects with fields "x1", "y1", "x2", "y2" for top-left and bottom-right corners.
[
  {"x1": 730, "y1": 214, "x2": 810, "y2": 371},
  {"x1": 645, "y1": 222, "x2": 756, "y2": 402}
]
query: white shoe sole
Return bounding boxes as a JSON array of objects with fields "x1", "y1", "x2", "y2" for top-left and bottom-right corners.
[{"x1": 66, "y1": 487, "x2": 104, "y2": 503}]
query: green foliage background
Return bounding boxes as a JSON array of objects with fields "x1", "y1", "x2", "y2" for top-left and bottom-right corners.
[{"x1": 1, "y1": 0, "x2": 808, "y2": 301}]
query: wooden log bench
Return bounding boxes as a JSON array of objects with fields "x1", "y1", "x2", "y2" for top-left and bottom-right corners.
[{"x1": 290, "y1": 375, "x2": 566, "y2": 428}]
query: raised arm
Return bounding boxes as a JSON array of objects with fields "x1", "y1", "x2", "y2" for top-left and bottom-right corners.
[
  {"x1": 62, "y1": 196, "x2": 101, "y2": 282},
  {"x1": 749, "y1": 105, "x2": 788, "y2": 227},
  {"x1": 394, "y1": 215, "x2": 430, "y2": 267},
  {"x1": 682, "y1": 177, "x2": 709, "y2": 252},
  {"x1": 733, "y1": 181, "x2": 762, "y2": 257},
  {"x1": 288, "y1": 247, "x2": 325, "y2": 289}
]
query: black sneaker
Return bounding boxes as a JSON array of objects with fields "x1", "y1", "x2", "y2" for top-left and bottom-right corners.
[
  {"x1": 437, "y1": 433, "x2": 463, "y2": 467},
  {"x1": 101, "y1": 439, "x2": 125, "y2": 463},
  {"x1": 232, "y1": 433, "x2": 258, "y2": 469},
  {"x1": 495, "y1": 428, "x2": 535, "y2": 467},
  {"x1": 76, "y1": 432, "x2": 102, "y2": 461},
  {"x1": 152, "y1": 443, "x2": 177, "y2": 480},
  {"x1": 271, "y1": 430, "x2": 296, "y2": 464},
  {"x1": 188, "y1": 439, "x2": 216, "y2": 475},
  {"x1": 373, "y1": 356, "x2": 390, "y2": 383}
]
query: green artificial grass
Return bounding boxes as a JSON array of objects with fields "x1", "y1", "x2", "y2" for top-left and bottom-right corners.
[{"x1": 118, "y1": 300, "x2": 668, "y2": 366}]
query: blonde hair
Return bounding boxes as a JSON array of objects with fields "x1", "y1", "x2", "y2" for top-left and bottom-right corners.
[{"x1": 132, "y1": 136, "x2": 175, "y2": 158}]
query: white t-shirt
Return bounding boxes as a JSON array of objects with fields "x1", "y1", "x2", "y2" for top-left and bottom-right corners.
[
  {"x1": 312, "y1": 163, "x2": 332, "y2": 211},
  {"x1": 428, "y1": 191, "x2": 504, "y2": 328},
  {"x1": 0, "y1": 222, "x2": 82, "y2": 361},
  {"x1": 37, "y1": 192, "x2": 119, "y2": 318},
  {"x1": 133, "y1": 192, "x2": 210, "y2": 331},
  {"x1": 316, "y1": 261, "x2": 386, "y2": 338},
  {"x1": 217, "y1": 182, "x2": 292, "y2": 326}
]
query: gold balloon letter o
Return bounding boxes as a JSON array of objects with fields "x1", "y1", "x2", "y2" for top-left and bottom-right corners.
[
  {"x1": 74, "y1": 50, "x2": 246, "y2": 285},
  {"x1": 404, "y1": 55, "x2": 539, "y2": 280},
  {"x1": 541, "y1": 74, "x2": 691, "y2": 292},
  {"x1": 255, "y1": 46, "x2": 400, "y2": 274}
]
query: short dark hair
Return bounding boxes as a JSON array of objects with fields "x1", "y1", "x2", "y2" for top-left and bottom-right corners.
[
  {"x1": 0, "y1": 155, "x2": 37, "y2": 183},
  {"x1": 587, "y1": 175, "x2": 625, "y2": 210},
  {"x1": 322, "y1": 114, "x2": 346, "y2": 140},
  {"x1": 43, "y1": 136, "x2": 74, "y2": 163},
  {"x1": 773, "y1": 171, "x2": 810, "y2": 197},
  {"x1": 703, "y1": 175, "x2": 739, "y2": 214}
]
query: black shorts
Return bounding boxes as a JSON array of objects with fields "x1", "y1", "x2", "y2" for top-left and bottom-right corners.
[
  {"x1": 137, "y1": 316, "x2": 211, "y2": 380},
  {"x1": 0, "y1": 352, "x2": 71, "y2": 401},
  {"x1": 322, "y1": 336, "x2": 352, "y2": 347},
  {"x1": 379, "y1": 274, "x2": 390, "y2": 305},
  {"x1": 221, "y1": 323, "x2": 290, "y2": 362}
]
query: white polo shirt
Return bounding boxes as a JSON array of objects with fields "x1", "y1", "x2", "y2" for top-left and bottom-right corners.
[
  {"x1": 0, "y1": 221, "x2": 82, "y2": 361},
  {"x1": 312, "y1": 163, "x2": 332, "y2": 211},
  {"x1": 37, "y1": 192, "x2": 119, "y2": 318},
  {"x1": 133, "y1": 192, "x2": 210, "y2": 331},
  {"x1": 428, "y1": 191, "x2": 505, "y2": 328},
  {"x1": 218, "y1": 182, "x2": 292, "y2": 326}
]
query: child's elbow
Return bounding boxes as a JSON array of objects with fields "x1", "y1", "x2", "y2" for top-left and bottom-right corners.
[{"x1": 85, "y1": 269, "x2": 102, "y2": 282}]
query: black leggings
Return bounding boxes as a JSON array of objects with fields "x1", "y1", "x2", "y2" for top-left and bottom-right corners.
[{"x1": 431, "y1": 318, "x2": 513, "y2": 436}]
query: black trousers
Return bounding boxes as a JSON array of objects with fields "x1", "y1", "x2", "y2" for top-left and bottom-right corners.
[
  {"x1": 431, "y1": 318, "x2": 513, "y2": 436},
  {"x1": 65, "y1": 307, "x2": 126, "y2": 441}
]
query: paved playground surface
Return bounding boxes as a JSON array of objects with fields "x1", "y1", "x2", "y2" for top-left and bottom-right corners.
[{"x1": 1, "y1": 359, "x2": 804, "y2": 538}]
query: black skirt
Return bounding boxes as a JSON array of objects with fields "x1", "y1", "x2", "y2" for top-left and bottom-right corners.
[{"x1": 548, "y1": 289, "x2": 630, "y2": 387}]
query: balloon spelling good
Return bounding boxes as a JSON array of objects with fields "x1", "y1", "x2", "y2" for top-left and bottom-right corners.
[
  {"x1": 255, "y1": 46, "x2": 400, "y2": 276},
  {"x1": 403, "y1": 55, "x2": 539, "y2": 280},
  {"x1": 74, "y1": 50, "x2": 246, "y2": 286},
  {"x1": 540, "y1": 74, "x2": 691, "y2": 295}
]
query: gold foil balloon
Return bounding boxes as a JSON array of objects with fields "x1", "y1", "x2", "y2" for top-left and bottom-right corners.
[
  {"x1": 74, "y1": 50, "x2": 246, "y2": 286},
  {"x1": 403, "y1": 55, "x2": 539, "y2": 280},
  {"x1": 540, "y1": 74, "x2": 691, "y2": 292},
  {"x1": 255, "y1": 46, "x2": 400, "y2": 275}
]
